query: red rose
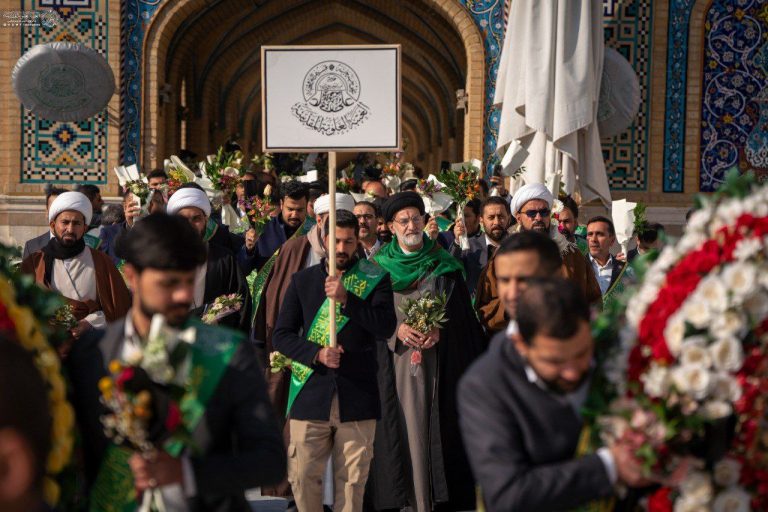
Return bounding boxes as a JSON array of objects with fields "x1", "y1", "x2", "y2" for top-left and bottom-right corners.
[
  {"x1": 116, "y1": 367, "x2": 135, "y2": 389},
  {"x1": 648, "y1": 487, "x2": 673, "y2": 512},
  {"x1": 165, "y1": 401, "x2": 182, "y2": 433}
]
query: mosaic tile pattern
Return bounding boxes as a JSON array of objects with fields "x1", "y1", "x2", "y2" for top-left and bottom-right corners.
[
  {"x1": 602, "y1": 0, "x2": 653, "y2": 191},
  {"x1": 21, "y1": 0, "x2": 109, "y2": 183},
  {"x1": 700, "y1": 0, "x2": 768, "y2": 191}
]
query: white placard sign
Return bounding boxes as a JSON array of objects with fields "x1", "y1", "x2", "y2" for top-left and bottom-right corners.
[{"x1": 262, "y1": 45, "x2": 401, "y2": 152}]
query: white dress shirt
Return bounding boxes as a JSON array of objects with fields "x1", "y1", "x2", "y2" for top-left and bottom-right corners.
[
  {"x1": 51, "y1": 248, "x2": 106, "y2": 329},
  {"x1": 588, "y1": 254, "x2": 615, "y2": 295}
]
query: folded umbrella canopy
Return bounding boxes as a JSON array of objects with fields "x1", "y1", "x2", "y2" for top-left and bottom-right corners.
[{"x1": 494, "y1": 0, "x2": 611, "y2": 207}]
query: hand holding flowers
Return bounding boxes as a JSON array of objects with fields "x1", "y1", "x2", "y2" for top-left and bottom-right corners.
[
  {"x1": 398, "y1": 290, "x2": 448, "y2": 376},
  {"x1": 201, "y1": 294, "x2": 243, "y2": 325}
]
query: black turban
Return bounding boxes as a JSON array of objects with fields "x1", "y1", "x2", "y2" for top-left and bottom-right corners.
[{"x1": 382, "y1": 191, "x2": 425, "y2": 222}]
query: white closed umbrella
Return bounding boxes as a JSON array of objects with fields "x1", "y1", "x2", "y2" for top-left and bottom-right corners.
[{"x1": 494, "y1": 0, "x2": 611, "y2": 207}]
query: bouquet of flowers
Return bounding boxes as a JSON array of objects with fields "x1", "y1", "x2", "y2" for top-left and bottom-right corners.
[
  {"x1": 269, "y1": 351, "x2": 292, "y2": 373},
  {"x1": 114, "y1": 164, "x2": 150, "y2": 208},
  {"x1": 238, "y1": 184, "x2": 274, "y2": 235},
  {"x1": 336, "y1": 169, "x2": 356, "y2": 193},
  {"x1": 201, "y1": 294, "x2": 243, "y2": 325},
  {"x1": 98, "y1": 315, "x2": 196, "y2": 511},
  {"x1": 589, "y1": 169, "x2": 768, "y2": 510},
  {"x1": 164, "y1": 155, "x2": 197, "y2": 195},
  {"x1": 398, "y1": 276, "x2": 452, "y2": 376},
  {"x1": 437, "y1": 161, "x2": 482, "y2": 249},
  {"x1": 416, "y1": 175, "x2": 453, "y2": 216},
  {"x1": 51, "y1": 304, "x2": 77, "y2": 331},
  {"x1": 199, "y1": 146, "x2": 244, "y2": 197},
  {"x1": 251, "y1": 152, "x2": 275, "y2": 172}
]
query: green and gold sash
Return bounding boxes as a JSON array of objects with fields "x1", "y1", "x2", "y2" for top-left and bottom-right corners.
[
  {"x1": 89, "y1": 319, "x2": 242, "y2": 512},
  {"x1": 284, "y1": 258, "x2": 386, "y2": 415},
  {"x1": 84, "y1": 233, "x2": 102, "y2": 250},
  {"x1": 248, "y1": 217, "x2": 314, "y2": 325}
]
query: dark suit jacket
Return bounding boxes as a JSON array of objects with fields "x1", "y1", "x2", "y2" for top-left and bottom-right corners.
[
  {"x1": 458, "y1": 333, "x2": 614, "y2": 511},
  {"x1": 272, "y1": 260, "x2": 397, "y2": 422},
  {"x1": 99, "y1": 221, "x2": 129, "y2": 263},
  {"x1": 22, "y1": 231, "x2": 50, "y2": 259},
  {"x1": 66, "y1": 317, "x2": 286, "y2": 512},
  {"x1": 585, "y1": 254, "x2": 627, "y2": 292},
  {"x1": 196, "y1": 243, "x2": 251, "y2": 333}
]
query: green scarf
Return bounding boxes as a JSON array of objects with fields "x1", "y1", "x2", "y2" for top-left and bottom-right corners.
[{"x1": 374, "y1": 234, "x2": 464, "y2": 291}]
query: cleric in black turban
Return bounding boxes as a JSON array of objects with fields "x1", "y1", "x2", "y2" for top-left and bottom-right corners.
[{"x1": 381, "y1": 191, "x2": 425, "y2": 222}]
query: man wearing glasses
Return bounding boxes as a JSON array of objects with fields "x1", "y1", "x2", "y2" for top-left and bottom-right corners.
[
  {"x1": 509, "y1": 183, "x2": 601, "y2": 307},
  {"x1": 353, "y1": 200, "x2": 381, "y2": 259}
]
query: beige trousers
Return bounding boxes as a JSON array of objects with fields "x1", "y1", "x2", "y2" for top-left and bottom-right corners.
[{"x1": 288, "y1": 396, "x2": 376, "y2": 512}]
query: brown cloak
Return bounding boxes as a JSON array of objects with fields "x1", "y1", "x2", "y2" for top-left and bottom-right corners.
[{"x1": 21, "y1": 247, "x2": 132, "y2": 323}]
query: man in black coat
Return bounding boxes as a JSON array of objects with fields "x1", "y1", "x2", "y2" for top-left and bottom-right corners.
[
  {"x1": 458, "y1": 278, "x2": 650, "y2": 511},
  {"x1": 273, "y1": 210, "x2": 397, "y2": 512},
  {"x1": 66, "y1": 214, "x2": 286, "y2": 512},
  {"x1": 22, "y1": 186, "x2": 66, "y2": 259}
]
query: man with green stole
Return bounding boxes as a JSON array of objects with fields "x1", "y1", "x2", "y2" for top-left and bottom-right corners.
[
  {"x1": 366, "y1": 191, "x2": 487, "y2": 512},
  {"x1": 65, "y1": 213, "x2": 286, "y2": 512},
  {"x1": 272, "y1": 210, "x2": 397, "y2": 512}
]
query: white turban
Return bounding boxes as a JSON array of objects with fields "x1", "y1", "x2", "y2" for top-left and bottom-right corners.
[
  {"x1": 510, "y1": 183, "x2": 554, "y2": 214},
  {"x1": 48, "y1": 191, "x2": 93, "y2": 226},
  {"x1": 167, "y1": 187, "x2": 212, "y2": 218},
  {"x1": 313, "y1": 193, "x2": 356, "y2": 216}
]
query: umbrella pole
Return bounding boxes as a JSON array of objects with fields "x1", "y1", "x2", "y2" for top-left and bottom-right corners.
[{"x1": 328, "y1": 151, "x2": 337, "y2": 348}]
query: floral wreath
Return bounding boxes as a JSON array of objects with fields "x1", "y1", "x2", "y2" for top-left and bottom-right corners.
[
  {"x1": 0, "y1": 248, "x2": 75, "y2": 505},
  {"x1": 591, "y1": 170, "x2": 768, "y2": 511}
]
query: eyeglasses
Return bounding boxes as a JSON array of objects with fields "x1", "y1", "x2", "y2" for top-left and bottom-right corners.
[
  {"x1": 393, "y1": 216, "x2": 424, "y2": 227},
  {"x1": 521, "y1": 208, "x2": 551, "y2": 219}
]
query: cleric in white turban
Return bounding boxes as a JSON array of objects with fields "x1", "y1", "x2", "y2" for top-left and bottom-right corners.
[
  {"x1": 509, "y1": 183, "x2": 553, "y2": 215},
  {"x1": 21, "y1": 191, "x2": 131, "y2": 341},
  {"x1": 313, "y1": 193, "x2": 356, "y2": 217},
  {"x1": 166, "y1": 186, "x2": 212, "y2": 218}
]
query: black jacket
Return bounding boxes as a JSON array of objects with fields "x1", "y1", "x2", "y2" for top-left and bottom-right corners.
[
  {"x1": 192, "y1": 243, "x2": 251, "y2": 333},
  {"x1": 66, "y1": 318, "x2": 287, "y2": 512},
  {"x1": 272, "y1": 260, "x2": 397, "y2": 422},
  {"x1": 22, "y1": 231, "x2": 51, "y2": 259},
  {"x1": 458, "y1": 332, "x2": 614, "y2": 511}
]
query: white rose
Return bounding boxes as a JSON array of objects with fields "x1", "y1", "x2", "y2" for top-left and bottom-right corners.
[
  {"x1": 712, "y1": 487, "x2": 750, "y2": 512},
  {"x1": 642, "y1": 363, "x2": 671, "y2": 398},
  {"x1": 722, "y1": 262, "x2": 758, "y2": 304},
  {"x1": 733, "y1": 237, "x2": 763, "y2": 261},
  {"x1": 123, "y1": 343, "x2": 144, "y2": 366},
  {"x1": 710, "y1": 310, "x2": 747, "y2": 341},
  {"x1": 674, "y1": 497, "x2": 710, "y2": 512},
  {"x1": 680, "y1": 337, "x2": 713, "y2": 368},
  {"x1": 711, "y1": 373, "x2": 743, "y2": 403},
  {"x1": 710, "y1": 336, "x2": 744, "y2": 373},
  {"x1": 665, "y1": 313, "x2": 687, "y2": 357},
  {"x1": 672, "y1": 365, "x2": 712, "y2": 400},
  {"x1": 656, "y1": 247, "x2": 681, "y2": 270},
  {"x1": 697, "y1": 276, "x2": 728, "y2": 312},
  {"x1": 687, "y1": 209, "x2": 710, "y2": 235},
  {"x1": 679, "y1": 471, "x2": 714, "y2": 506},
  {"x1": 701, "y1": 400, "x2": 733, "y2": 420},
  {"x1": 713, "y1": 458, "x2": 742, "y2": 487},
  {"x1": 682, "y1": 298, "x2": 712, "y2": 330},
  {"x1": 743, "y1": 291, "x2": 768, "y2": 324}
]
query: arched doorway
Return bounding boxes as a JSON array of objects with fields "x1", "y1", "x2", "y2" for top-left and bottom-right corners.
[{"x1": 141, "y1": 0, "x2": 485, "y2": 173}]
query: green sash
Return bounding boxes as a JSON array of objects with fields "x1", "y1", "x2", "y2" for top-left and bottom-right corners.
[
  {"x1": 84, "y1": 233, "x2": 102, "y2": 250},
  {"x1": 284, "y1": 258, "x2": 387, "y2": 415},
  {"x1": 89, "y1": 319, "x2": 242, "y2": 512},
  {"x1": 248, "y1": 218, "x2": 314, "y2": 326},
  {"x1": 435, "y1": 216, "x2": 453, "y2": 232}
]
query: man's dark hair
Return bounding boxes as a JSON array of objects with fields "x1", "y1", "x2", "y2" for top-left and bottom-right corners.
[
  {"x1": 101, "y1": 204, "x2": 125, "y2": 226},
  {"x1": 372, "y1": 197, "x2": 387, "y2": 218},
  {"x1": 481, "y1": 196, "x2": 511, "y2": 216},
  {"x1": 45, "y1": 186, "x2": 68, "y2": 205},
  {"x1": 280, "y1": 180, "x2": 310, "y2": 202},
  {"x1": 309, "y1": 187, "x2": 325, "y2": 203},
  {"x1": 178, "y1": 182, "x2": 205, "y2": 192},
  {"x1": 356, "y1": 200, "x2": 381, "y2": 218},
  {"x1": 324, "y1": 209, "x2": 360, "y2": 238},
  {"x1": 516, "y1": 278, "x2": 590, "y2": 345},
  {"x1": 586, "y1": 215, "x2": 615, "y2": 237},
  {"x1": 399, "y1": 179, "x2": 418, "y2": 192},
  {"x1": 75, "y1": 184, "x2": 101, "y2": 201},
  {"x1": 147, "y1": 169, "x2": 168, "y2": 180},
  {"x1": 636, "y1": 222, "x2": 664, "y2": 244},
  {"x1": 464, "y1": 198, "x2": 481, "y2": 217},
  {"x1": 116, "y1": 213, "x2": 207, "y2": 271},
  {"x1": 0, "y1": 338, "x2": 51, "y2": 487},
  {"x1": 560, "y1": 195, "x2": 579, "y2": 220},
  {"x1": 496, "y1": 231, "x2": 562, "y2": 274}
]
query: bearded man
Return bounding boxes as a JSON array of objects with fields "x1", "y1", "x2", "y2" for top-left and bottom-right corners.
[
  {"x1": 166, "y1": 188, "x2": 251, "y2": 332},
  {"x1": 353, "y1": 200, "x2": 381, "y2": 259},
  {"x1": 21, "y1": 191, "x2": 131, "y2": 348},
  {"x1": 367, "y1": 191, "x2": 486, "y2": 512}
]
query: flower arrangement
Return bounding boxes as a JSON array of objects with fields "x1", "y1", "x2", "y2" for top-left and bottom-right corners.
[
  {"x1": 336, "y1": 176, "x2": 356, "y2": 193},
  {"x1": 0, "y1": 245, "x2": 75, "y2": 506},
  {"x1": 398, "y1": 290, "x2": 448, "y2": 376},
  {"x1": 199, "y1": 146, "x2": 244, "y2": 197},
  {"x1": 51, "y1": 304, "x2": 77, "y2": 331},
  {"x1": 269, "y1": 351, "x2": 292, "y2": 373},
  {"x1": 252, "y1": 152, "x2": 275, "y2": 171},
  {"x1": 437, "y1": 162, "x2": 482, "y2": 249},
  {"x1": 239, "y1": 184, "x2": 275, "y2": 235},
  {"x1": 114, "y1": 164, "x2": 150, "y2": 202},
  {"x1": 165, "y1": 155, "x2": 196, "y2": 194},
  {"x1": 201, "y1": 294, "x2": 243, "y2": 325},
  {"x1": 591, "y1": 169, "x2": 768, "y2": 510}
]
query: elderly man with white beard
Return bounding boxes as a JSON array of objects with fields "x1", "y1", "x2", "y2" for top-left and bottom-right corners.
[{"x1": 366, "y1": 191, "x2": 486, "y2": 512}]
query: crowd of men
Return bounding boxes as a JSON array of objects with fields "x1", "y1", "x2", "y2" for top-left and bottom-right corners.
[{"x1": 4, "y1": 162, "x2": 674, "y2": 512}]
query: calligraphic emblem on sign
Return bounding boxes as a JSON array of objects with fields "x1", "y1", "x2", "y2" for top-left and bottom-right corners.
[{"x1": 292, "y1": 61, "x2": 370, "y2": 136}]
